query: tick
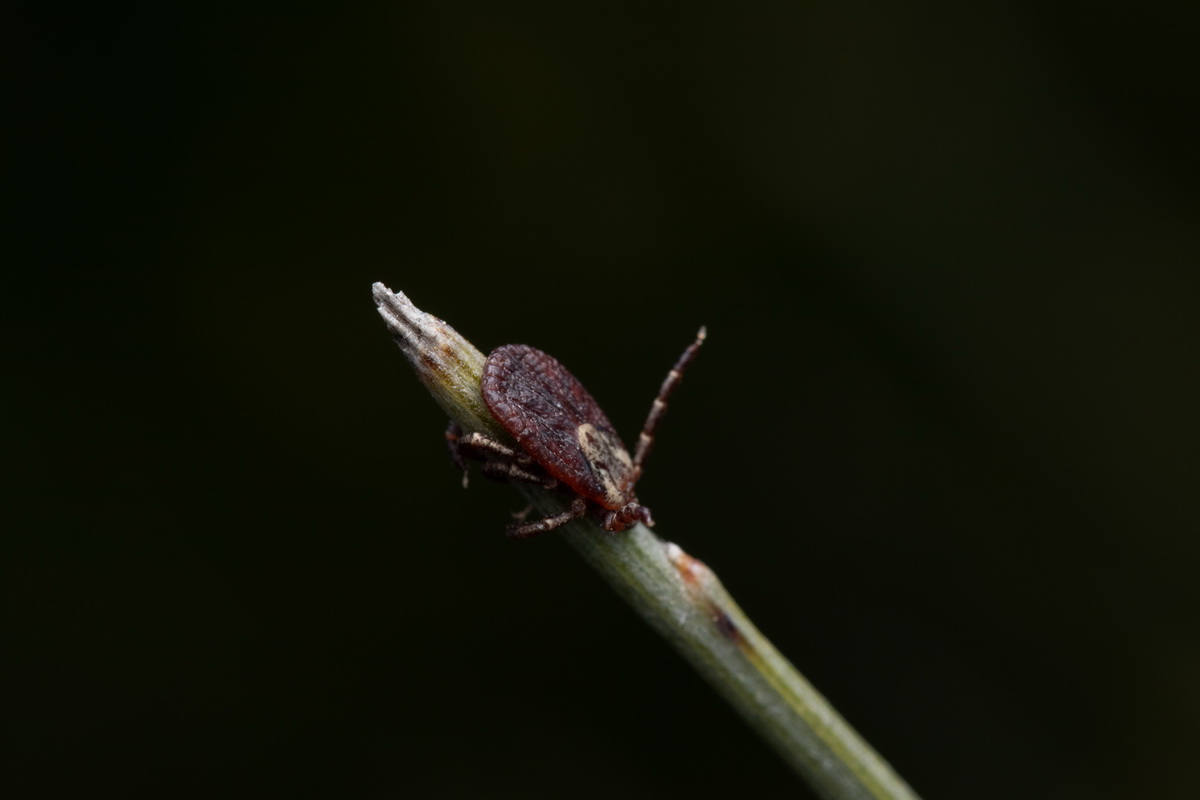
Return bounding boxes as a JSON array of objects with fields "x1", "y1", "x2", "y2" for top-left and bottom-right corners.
[{"x1": 447, "y1": 328, "x2": 706, "y2": 538}]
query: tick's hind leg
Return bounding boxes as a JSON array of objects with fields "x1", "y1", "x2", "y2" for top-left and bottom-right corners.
[
  {"x1": 481, "y1": 459, "x2": 558, "y2": 491},
  {"x1": 446, "y1": 422, "x2": 558, "y2": 491},
  {"x1": 631, "y1": 327, "x2": 706, "y2": 482},
  {"x1": 445, "y1": 422, "x2": 471, "y2": 486},
  {"x1": 507, "y1": 497, "x2": 588, "y2": 539},
  {"x1": 447, "y1": 423, "x2": 529, "y2": 463}
]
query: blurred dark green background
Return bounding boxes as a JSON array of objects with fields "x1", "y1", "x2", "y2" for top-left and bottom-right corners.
[{"x1": 6, "y1": 3, "x2": 1200, "y2": 798}]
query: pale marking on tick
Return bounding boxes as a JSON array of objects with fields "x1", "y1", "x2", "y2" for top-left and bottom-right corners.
[{"x1": 576, "y1": 422, "x2": 633, "y2": 508}]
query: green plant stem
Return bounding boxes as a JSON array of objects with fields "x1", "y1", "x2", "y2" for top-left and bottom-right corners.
[{"x1": 373, "y1": 283, "x2": 921, "y2": 800}]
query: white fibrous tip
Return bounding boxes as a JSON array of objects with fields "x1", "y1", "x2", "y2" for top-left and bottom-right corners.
[{"x1": 372, "y1": 283, "x2": 432, "y2": 352}]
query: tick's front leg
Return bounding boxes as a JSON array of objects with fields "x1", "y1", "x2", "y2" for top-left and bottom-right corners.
[{"x1": 601, "y1": 502, "x2": 654, "y2": 532}]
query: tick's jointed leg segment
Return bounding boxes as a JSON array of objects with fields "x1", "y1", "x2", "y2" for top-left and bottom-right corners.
[
  {"x1": 631, "y1": 327, "x2": 706, "y2": 482},
  {"x1": 507, "y1": 496, "x2": 588, "y2": 539},
  {"x1": 446, "y1": 422, "x2": 556, "y2": 490},
  {"x1": 602, "y1": 501, "x2": 654, "y2": 532},
  {"x1": 446, "y1": 422, "x2": 525, "y2": 484},
  {"x1": 447, "y1": 422, "x2": 531, "y2": 464},
  {"x1": 445, "y1": 422, "x2": 470, "y2": 482},
  {"x1": 482, "y1": 459, "x2": 558, "y2": 490}
]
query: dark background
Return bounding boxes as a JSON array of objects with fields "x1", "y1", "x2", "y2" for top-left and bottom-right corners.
[{"x1": 6, "y1": 3, "x2": 1200, "y2": 798}]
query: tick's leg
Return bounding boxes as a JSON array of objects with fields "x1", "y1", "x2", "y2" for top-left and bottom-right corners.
[
  {"x1": 631, "y1": 326, "x2": 707, "y2": 482},
  {"x1": 445, "y1": 422, "x2": 470, "y2": 487},
  {"x1": 601, "y1": 502, "x2": 654, "y2": 532},
  {"x1": 453, "y1": 429, "x2": 530, "y2": 463},
  {"x1": 447, "y1": 424, "x2": 538, "y2": 488},
  {"x1": 507, "y1": 497, "x2": 587, "y2": 539},
  {"x1": 481, "y1": 459, "x2": 558, "y2": 491}
]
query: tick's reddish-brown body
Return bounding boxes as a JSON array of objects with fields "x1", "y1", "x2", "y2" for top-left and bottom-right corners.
[
  {"x1": 483, "y1": 345, "x2": 636, "y2": 511},
  {"x1": 448, "y1": 329, "x2": 705, "y2": 538}
]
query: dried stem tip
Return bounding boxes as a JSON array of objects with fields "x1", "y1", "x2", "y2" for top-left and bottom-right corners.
[{"x1": 371, "y1": 283, "x2": 502, "y2": 437}]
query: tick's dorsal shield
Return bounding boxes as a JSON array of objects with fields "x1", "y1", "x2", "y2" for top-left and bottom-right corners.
[{"x1": 482, "y1": 344, "x2": 636, "y2": 510}]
